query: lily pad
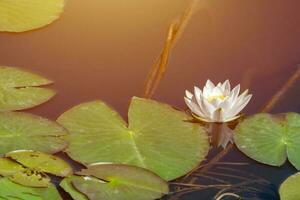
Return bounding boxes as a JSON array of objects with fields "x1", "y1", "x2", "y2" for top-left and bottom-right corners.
[
  {"x1": 60, "y1": 176, "x2": 89, "y2": 200},
  {"x1": 279, "y1": 172, "x2": 300, "y2": 200},
  {"x1": 0, "y1": 0, "x2": 65, "y2": 32},
  {"x1": 0, "y1": 177, "x2": 62, "y2": 200},
  {"x1": 0, "y1": 158, "x2": 25, "y2": 176},
  {"x1": 0, "y1": 67, "x2": 56, "y2": 111},
  {"x1": 57, "y1": 97, "x2": 209, "y2": 180},
  {"x1": 0, "y1": 112, "x2": 68, "y2": 155},
  {"x1": 234, "y1": 113, "x2": 300, "y2": 169},
  {"x1": 73, "y1": 164, "x2": 169, "y2": 200},
  {"x1": 9, "y1": 169, "x2": 51, "y2": 187},
  {"x1": 6, "y1": 150, "x2": 73, "y2": 177}
]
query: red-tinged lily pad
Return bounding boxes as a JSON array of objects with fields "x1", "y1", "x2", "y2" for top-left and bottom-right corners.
[
  {"x1": 0, "y1": 112, "x2": 68, "y2": 155},
  {"x1": 0, "y1": 0, "x2": 65, "y2": 32},
  {"x1": 234, "y1": 113, "x2": 300, "y2": 169},
  {"x1": 62, "y1": 164, "x2": 169, "y2": 200},
  {"x1": 0, "y1": 66, "x2": 56, "y2": 111},
  {"x1": 60, "y1": 176, "x2": 89, "y2": 200},
  {"x1": 57, "y1": 97, "x2": 209, "y2": 181},
  {"x1": 6, "y1": 150, "x2": 73, "y2": 177}
]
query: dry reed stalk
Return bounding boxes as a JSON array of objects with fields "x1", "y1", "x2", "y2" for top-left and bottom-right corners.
[{"x1": 143, "y1": 0, "x2": 199, "y2": 98}]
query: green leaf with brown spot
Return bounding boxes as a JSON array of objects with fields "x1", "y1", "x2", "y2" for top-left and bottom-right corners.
[
  {"x1": 6, "y1": 150, "x2": 73, "y2": 177},
  {"x1": 9, "y1": 169, "x2": 51, "y2": 188}
]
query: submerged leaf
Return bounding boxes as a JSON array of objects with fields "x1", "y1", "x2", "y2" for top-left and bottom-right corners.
[
  {"x1": 0, "y1": 177, "x2": 62, "y2": 200},
  {"x1": 0, "y1": 67, "x2": 56, "y2": 111},
  {"x1": 6, "y1": 150, "x2": 73, "y2": 177},
  {"x1": 279, "y1": 172, "x2": 300, "y2": 200},
  {"x1": 58, "y1": 97, "x2": 209, "y2": 180},
  {"x1": 0, "y1": 112, "x2": 68, "y2": 155},
  {"x1": 0, "y1": 0, "x2": 65, "y2": 32},
  {"x1": 234, "y1": 113, "x2": 300, "y2": 169},
  {"x1": 73, "y1": 164, "x2": 169, "y2": 200}
]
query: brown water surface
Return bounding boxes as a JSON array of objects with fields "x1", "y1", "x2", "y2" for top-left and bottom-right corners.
[{"x1": 0, "y1": 0, "x2": 300, "y2": 199}]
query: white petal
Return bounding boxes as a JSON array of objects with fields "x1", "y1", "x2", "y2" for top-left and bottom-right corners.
[
  {"x1": 206, "y1": 79, "x2": 215, "y2": 89},
  {"x1": 185, "y1": 90, "x2": 193, "y2": 99},
  {"x1": 184, "y1": 97, "x2": 206, "y2": 118},
  {"x1": 227, "y1": 94, "x2": 252, "y2": 118},
  {"x1": 222, "y1": 80, "x2": 231, "y2": 95},
  {"x1": 203, "y1": 98, "x2": 216, "y2": 115},
  {"x1": 230, "y1": 94, "x2": 252, "y2": 117},
  {"x1": 229, "y1": 84, "x2": 240, "y2": 106},
  {"x1": 194, "y1": 86, "x2": 202, "y2": 100}
]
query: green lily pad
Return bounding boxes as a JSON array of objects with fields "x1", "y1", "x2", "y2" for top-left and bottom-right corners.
[
  {"x1": 234, "y1": 113, "x2": 300, "y2": 169},
  {"x1": 279, "y1": 172, "x2": 300, "y2": 200},
  {"x1": 6, "y1": 150, "x2": 73, "y2": 177},
  {"x1": 60, "y1": 176, "x2": 89, "y2": 200},
  {"x1": 9, "y1": 169, "x2": 51, "y2": 188},
  {"x1": 0, "y1": 158, "x2": 25, "y2": 176},
  {"x1": 0, "y1": 67, "x2": 56, "y2": 111},
  {"x1": 57, "y1": 97, "x2": 209, "y2": 180},
  {"x1": 0, "y1": 112, "x2": 68, "y2": 155},
  {"x1": 73, "y1": 164, "x2": 169, "y2": 200},
  {"x1": 0, "y1": 177, "x2": 62, "y2": 200},
  {"x1": 0, "y1": 0, "x2": 65, "y2": 32}
]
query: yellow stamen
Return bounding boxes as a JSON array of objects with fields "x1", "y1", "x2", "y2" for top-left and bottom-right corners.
[{"x1": 207, "y1": 94, "x2": 225, "y2": 102}]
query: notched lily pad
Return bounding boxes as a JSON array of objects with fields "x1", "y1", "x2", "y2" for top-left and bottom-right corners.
[
  {"x1": 0, "y1": 0, "x2": 65, "y2": 32},
  {"x1": 0, "y1": 67, "x2": 56, "y2": 111},
  {"x1": 58, "y1": 97, "x2": 209, "y2": 180},
  {"x1": 0, "y1": 112, "x2": 68, "y2": 155},
  {"x1": 0, "y1": 177, "x2": 62, "y2": 200},
  {"x1": 6, "y1": 150, "x2": 73, "y2": 177},
  {"x1": 234, "y1": 113, "x2": 300, "y2": 169},
  {"x1": 279, "y1": 172, "x2": 300, "y2": 200},
  {"x1": 72, "y1": 164, "x2": 169, "y2": 200}
]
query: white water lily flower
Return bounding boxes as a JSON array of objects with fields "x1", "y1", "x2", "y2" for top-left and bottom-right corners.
[{"x1": 185, "y1": 80, "x2": 252, "y2": 122}]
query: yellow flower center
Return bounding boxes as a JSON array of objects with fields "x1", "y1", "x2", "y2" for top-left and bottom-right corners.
[{"x1": 207, "y1": 94, "x2": 226, "y2": 102}]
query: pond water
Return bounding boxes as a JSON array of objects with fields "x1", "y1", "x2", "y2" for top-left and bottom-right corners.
[{"x1": 0, "y1": 0, "x2": 300, "y2": 199}]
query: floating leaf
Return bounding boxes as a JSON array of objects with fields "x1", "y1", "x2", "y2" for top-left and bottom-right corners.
[
  {"x1": 234, "y1": 113, "x2": 300, "y2": 169},
  {"x1": 0, "y1": 67, "x2": 56, "y2": 111},
  {"x1": 279, "y1": 172, "x2": 300, "y2": 200},
  {"x1": 73, "y1": 164, "x2": 169, "y2": 200},
  {"x1": 0, "y1": 177, "x2": 62, "y2": 200},
  {"x1": 60, "y1": 176, "x2": 89, "y2": 200},
  {"x1": 58, "y1": 97, "x2": 209, "y2": 180},
  {"x1": 0, "y1": 112, "x2": 68, "y2": 155},
  {"x1": 0, "y1": 0, "x2": 65, "y2": 32},
  {"x1": 9, "y1": 169, "x2": 51, "y2": 187},
  {"x1": 0, "y1": 158, "x2": 25, "y2": 176},
  {"x1": 6, "y1": 150, "x2": 73, "y2": 177}
]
